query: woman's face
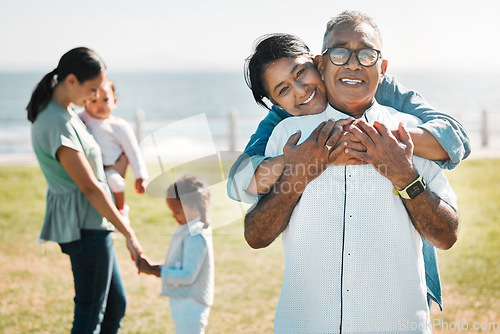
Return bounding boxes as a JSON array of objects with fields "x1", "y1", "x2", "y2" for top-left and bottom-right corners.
[
  {"x1": 73, "y1": 71, "x2": 106, "y2": 107},
  {"x1": 262, "y1": 55, "x2": 327, "y2": 116}
]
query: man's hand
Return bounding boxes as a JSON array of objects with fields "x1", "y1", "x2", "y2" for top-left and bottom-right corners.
[
  {"x1": 345, "y1": 119, "x2": 459, "y2": 250},
  {"x1": 329, "y1": 118, "x2": 367, "y2": 166},
  {"x1": 281, "y1": 119, "x2": 342, "y2": 189},
  {"x1": 344, "y1": 120, "x2": 418, "y2": 188},
  {"x1": 282, "y1": 118, "x2": 355, "y2": 186}
]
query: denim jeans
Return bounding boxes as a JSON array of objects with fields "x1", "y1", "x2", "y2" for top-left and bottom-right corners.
[{"x1": 60, "y1": 229, "x2": 126, "y2": 334}]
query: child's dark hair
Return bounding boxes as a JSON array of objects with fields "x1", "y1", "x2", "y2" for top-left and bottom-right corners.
[
  {"x1": 244, "y1": 33, "x2": 311, "y2": 110},
  {"x1": 167, "y1": 175, "x2": 211, "y2": 227},
  {"x1": 27, "y1": 47, "x2": 106, "y2": 123}
]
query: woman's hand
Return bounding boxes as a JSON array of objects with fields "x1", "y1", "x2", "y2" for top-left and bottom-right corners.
[
  {"x1": 107, "y1": 153, "x2": 128, "y2": 177},
  {"x1": 329, "y1": 119, "x2": 368, "y2": 166},
  {"x1": 126, "y1": 233, "x2": 144, "y2": 274},
  {"x1": 126, "y1": 232, "x2": 143, "y2": 261}
]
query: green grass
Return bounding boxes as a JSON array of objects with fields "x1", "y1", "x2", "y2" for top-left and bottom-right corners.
[
  {"x1": 0, "y1": 159, "x2": 499, "y2": 333},
  {"x1": 434, "y1": 159, "x2": 500, "y2": 329}
]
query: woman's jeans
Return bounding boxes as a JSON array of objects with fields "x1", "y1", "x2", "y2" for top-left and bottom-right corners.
[{"x1": 60, "y1": 229, "x2": 126, "y2": 334}]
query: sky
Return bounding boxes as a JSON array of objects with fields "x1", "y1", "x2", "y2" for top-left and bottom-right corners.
[{"x1": 1, "y1": 0, "x2": 499, "y2": 73}]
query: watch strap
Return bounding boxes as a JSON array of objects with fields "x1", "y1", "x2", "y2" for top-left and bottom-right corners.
[{"x1": 393, "y1": 175, "x2": 426, "y2": 199}]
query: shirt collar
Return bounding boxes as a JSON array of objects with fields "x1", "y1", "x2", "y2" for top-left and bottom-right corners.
[
  {"x1": 324, "y1": 101, "x2": 382, "y2": 122},
  {"x1": 187, "y1": 217, "x2": 205, "y2": 236}
]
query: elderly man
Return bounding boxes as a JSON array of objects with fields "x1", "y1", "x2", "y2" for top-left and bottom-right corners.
[{"x1": 246, "y1": 11, "x2": 459, "y2": 333}]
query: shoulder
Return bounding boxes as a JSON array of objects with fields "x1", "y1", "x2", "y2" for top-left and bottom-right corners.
[
  {"x1": 110, "y1": 115, "x2": 133, "y2": 131},
  {"x1": 36, "y1": 102, "x2": 70, "y2": 126},
  {"x1": 256, "y1": 105, "x2": 292, "y2": 130},
  {"x1": 375, "y1": 104, "x2": 423, "y2": 127},
  {"x1": 275, "y1": 112, "x2": 323, "y2": 132},
  {"x1": 33, "y1": 103, "x2": 76, "y2": 140},
  {"x1": 271, "y1": 112, "x2": 326, "y2": 143},
  {"x1": 413, "y1": 156, "x2": 440, "y2": 173}
]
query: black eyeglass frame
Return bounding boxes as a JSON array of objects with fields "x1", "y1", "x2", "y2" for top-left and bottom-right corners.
[{"x1": 322, "y1": 47, "x2": 382, "y2": 67}]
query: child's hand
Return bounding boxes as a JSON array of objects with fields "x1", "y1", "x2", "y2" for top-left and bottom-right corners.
[
  {"x1": 135, "y1": 178, "x2": 146, "y2": 194},
  {"x1": 137, "y1": 255, "x2": 162, "y2": 277},
  {"x1": 137, "y1": 255, "x2": 152, "y2": 274}
]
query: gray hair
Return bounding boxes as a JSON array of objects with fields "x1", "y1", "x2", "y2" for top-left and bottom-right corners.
[{"x1": 322, "y1": 10, "x2": 383, "y2": 52}]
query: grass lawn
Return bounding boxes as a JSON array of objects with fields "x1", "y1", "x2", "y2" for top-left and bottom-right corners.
[{"x1": 0, "y1": 159, "x2": 499, "y2": 333}]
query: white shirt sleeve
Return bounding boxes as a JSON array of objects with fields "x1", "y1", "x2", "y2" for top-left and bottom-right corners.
[{"x1": 112, "y1": 117, "x2": 149, "y2": 180}]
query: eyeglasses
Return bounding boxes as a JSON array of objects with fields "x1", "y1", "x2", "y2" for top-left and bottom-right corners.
[{"x1": 322, "y1": 47, "x2": 382, "y2": 67}]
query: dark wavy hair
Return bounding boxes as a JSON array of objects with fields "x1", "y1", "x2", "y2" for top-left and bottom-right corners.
[
  {"x1": 27, "y1": 47, "x2": 106, "y2": 122},
  {"x1": 167, "y1": 174, "x2": 211, "y2": 228},
  {"x1": 244, "y1": 33, "x2": 311, "y2": 110}
]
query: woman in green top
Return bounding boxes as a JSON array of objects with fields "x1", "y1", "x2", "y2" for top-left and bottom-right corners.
[{"x1": 27, "y1": 47, "x2": 143, "y2": 333}]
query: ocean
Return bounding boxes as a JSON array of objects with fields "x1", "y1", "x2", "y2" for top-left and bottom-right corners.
[{"x1": 1, "y1": 70, "x2": 499, "y2": 159}]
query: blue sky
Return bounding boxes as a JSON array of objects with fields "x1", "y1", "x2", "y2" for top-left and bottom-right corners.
[{"x1": 1, "y1": 0, "x2": 499, "y2": 72}]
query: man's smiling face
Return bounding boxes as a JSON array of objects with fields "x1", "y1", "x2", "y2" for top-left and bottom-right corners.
[{"x1": 318, "y1": 21, "x2": 388, "y2": 118}]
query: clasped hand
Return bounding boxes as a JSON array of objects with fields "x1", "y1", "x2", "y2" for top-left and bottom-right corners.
[
  {"x1": 281, "y1": 118, "x2": 359, "y2": 184},
  {"x1": 344, "y1": 119, "x2": 418, "y2": 188},
  {"x1": 282, "y1": 118, "x2": 417, "y2": 188}
]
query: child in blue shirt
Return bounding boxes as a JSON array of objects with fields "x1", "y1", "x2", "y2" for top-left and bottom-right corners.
[{"x1": 139, "y1": 175, "x2": 214, "y2": 334}]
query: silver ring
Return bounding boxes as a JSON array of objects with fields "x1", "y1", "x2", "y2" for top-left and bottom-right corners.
[{"x1": 325, "y1": 144, "x2": 332, "y2": 150}]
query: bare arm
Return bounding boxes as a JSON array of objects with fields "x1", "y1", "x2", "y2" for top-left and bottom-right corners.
[
  {"x1": 246, "y1": 155, "x2": 284, "y2": 196},
  {"x1": 343, "y1": 123, "x2": 449, "y2": 161},
  {"x1": 377, "y1": 75, "x2": 470, "y2": 168},
  {"x1": 400, "y1": 186, "x2": 458, "y2": 250},
  {"x1": 408, "y1": 128, "x2": 449, "y2": 161},
  {"x1": 57, "y1": 146, "x2": 143, "y2": 260},
  {"x1": 245, "y1": 120, "x2": 346, "y2": 248},
  {"x1": 106, "y1": 152, "x2": 128, "y2": 177},
  {"x1": 346, "y1": 120, "x2": 459, "y2": 250},
  {"x1": 245, "y1": 167, "x2": 304, "y2": 249}
]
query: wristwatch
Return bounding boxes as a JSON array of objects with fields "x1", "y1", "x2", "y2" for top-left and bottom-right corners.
[{"x1": 393, "y1": 175, "x2": 426, "y2": 199}]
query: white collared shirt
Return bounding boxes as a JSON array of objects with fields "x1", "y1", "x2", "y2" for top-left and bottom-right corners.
[
  {"x1": 265, "y1": 102, "x2": 457, "y2": 333},
  {"x1": 160, "y1": 218, "x2": 214, "y2": 306}
]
